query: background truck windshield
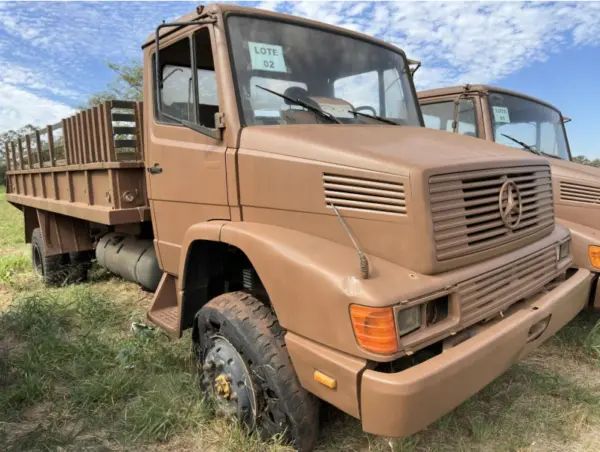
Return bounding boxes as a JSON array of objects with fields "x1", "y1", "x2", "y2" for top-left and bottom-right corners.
[
  {"x1": 488, "y1": 92, "x2": 570, "y2": 160},
  {"x1": 226, "y1": 15, "x2": 421, "y2": 127}
]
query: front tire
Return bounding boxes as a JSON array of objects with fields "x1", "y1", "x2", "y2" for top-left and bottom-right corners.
[{"x1": 195, "y1": 292, "x2": 320, "y2": 451}]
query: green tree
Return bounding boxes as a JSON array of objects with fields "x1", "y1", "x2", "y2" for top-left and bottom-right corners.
[
  {"x1": 83, "y1": 60, "x2": 143, "y2": 108},
  {"x1": 1, "y1": 125, "x2": 38, "y2": 177},
  {"x1": 572, "y1": 155, "x2": 590, "y2": 165},
  {"x1": 573, "y1": 155, "x2": 600, "y2": 168},
  {"x1": 0, "y1": 60, "x2": 140, "y2": 182}
]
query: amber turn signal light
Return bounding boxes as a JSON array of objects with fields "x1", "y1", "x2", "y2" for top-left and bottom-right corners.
[
  {"x1": 589, "y1": 246, "x2": 600, "y2": 269},
  {"x1": 313, "y1": 370, "x2": 337, "y2": 389},
  {"x1": 350, "y1": 305, "x2": 398, "y2": 355}
]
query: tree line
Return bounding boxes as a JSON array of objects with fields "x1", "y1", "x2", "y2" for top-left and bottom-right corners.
[
  {"x1": 571, "y1": 155, "x2": 600, "y2": 168},
  {"x1": 1, "y1": 61, "x2": 142, "y2": 182}
]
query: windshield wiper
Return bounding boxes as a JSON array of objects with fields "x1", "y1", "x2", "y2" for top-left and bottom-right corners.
[
  {"x1": 501, "y1": 133, "x2": 540, "y2": 155},
  {"x1": 255, "y1": 85, "x2": 342, "y2": 124},
  {"x1": 350, "y1": 110, "x2": 400, "y2": 126}
]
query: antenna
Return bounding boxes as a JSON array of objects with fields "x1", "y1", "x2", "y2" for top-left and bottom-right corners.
[{"x1": 329, "y1": 204, "x2": 370, "y2": 279}]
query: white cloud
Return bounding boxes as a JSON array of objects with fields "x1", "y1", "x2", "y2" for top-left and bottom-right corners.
[
  {"x1": 0, "y1": 84, "x2": 74, "y2": 132},
  {"x1": 1, "y1": 1, "x2": 600, "y2": 135},
  {"x1": 0, "y1": 63, "x2": 79, "y2": 99},
  {"x1": 255, "y1": 1, "x2": 600, "y2": 90}
]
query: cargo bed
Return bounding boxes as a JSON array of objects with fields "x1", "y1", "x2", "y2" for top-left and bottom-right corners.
[{"x1": 4, "y1": 100, "x2": 149, "y2": 225}]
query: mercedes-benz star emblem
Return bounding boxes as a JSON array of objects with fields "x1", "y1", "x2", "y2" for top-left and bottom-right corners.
[{"x1": 498, "y1": 180, "x2": 522, "y2": 230}]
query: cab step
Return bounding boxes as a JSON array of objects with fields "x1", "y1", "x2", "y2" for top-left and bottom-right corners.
[{"x1": 147, "y1": 273, "x2": 180, "y2": 336}]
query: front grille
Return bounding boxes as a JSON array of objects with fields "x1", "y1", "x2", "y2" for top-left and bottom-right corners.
[
  {"x1": 457, "y1": 246, "x2": 557, "y2": 323},
  {"x1": 560, "y1": 181, "x2": 600, "y2": 205},
  {"x1": 429, "y1": 165, "x2": 554, "y2": 261},
  {"x1": 323, "y1": 173, "x2": 406, "y2": 215}
]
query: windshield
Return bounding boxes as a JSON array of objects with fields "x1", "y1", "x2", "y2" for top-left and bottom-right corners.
[
  {"x1": 226, "y1": 15, "x2": 421, "y2": 127},
  {"x1": 488, "y1": 92, "x2": 570, "y2": 160}
]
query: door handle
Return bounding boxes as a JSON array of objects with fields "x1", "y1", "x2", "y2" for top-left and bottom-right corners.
[{"x1": 148, "y1": 165, "x2": 162, "y2": 174}]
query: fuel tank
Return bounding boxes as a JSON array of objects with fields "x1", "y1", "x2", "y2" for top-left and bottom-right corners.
[{"x1": 96, "y1": 233, "x2": 162, "y2": 291}]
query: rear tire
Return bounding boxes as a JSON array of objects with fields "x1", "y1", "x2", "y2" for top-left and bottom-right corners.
[
  {"x1": 31, "y1": 228, "x2": 67, "y2": 286},
  {"x1": 67, "y1": 251, "x2": 93, "y2": 283},
  {"x1": 195, "y1": 292, "x2": 320, "y2": 451}
]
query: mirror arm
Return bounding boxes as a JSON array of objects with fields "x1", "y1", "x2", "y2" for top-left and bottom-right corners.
[{"x1": 452, "y1": 87, "x2": 473, "y2": 134}]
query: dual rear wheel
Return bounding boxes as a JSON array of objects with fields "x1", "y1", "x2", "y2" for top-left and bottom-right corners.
[{"x1": 31, "y1": 228, "x2": 92, "y2": 286}]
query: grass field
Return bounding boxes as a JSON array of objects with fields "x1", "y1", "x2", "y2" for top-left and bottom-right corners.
[{"x1": 1, "y1": 184, "x2": 599, "y2": 452}]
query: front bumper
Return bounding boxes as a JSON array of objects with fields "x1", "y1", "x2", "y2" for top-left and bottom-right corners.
[{"x1": 359, "y1": 267, "x2": 593, "y2": 437}]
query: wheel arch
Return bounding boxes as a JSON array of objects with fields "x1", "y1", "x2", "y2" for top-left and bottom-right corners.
[
  {"x1": 179, "y1": 222, "x2": 269, "y2": 337},
  {"x1": 180, "y1": 221, "x2": 415, "y2": 358}
]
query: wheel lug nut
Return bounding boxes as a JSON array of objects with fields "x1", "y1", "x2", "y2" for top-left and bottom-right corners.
[
  {"x1": 216, "y1": 359, "x2": 225, "y2": 369},
  {"x1": 202, "y1": 361, "x2": 214, "y2": 371}
]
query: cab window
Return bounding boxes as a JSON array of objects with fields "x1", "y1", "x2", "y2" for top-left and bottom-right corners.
[
  {"x1": 421, "y1": 100, "x2": 478, "y2": 137},
  {"x1": 154, "y1": 28, "x2": 219, "y2": 129}
]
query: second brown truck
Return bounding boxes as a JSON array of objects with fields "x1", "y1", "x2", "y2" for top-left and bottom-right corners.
[
  {"x1": 3, "y1": 5, "x2": 594, "y2": 451},
  {"x1": 419, "y1": 84, "x2": 600, "y2": 310}
]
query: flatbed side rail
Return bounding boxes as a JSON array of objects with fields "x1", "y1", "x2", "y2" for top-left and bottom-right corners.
[
  {"x1": 4, "y1": 100, "x2": 150, "y2": 226},
  {"x1": 4, "y1": 100, "x2": 144, "y2": 173}
]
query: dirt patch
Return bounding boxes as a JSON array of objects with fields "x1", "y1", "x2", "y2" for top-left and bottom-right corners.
[
  {"x1": 530, "y1": 423, "x2": 600, "y2": 452},
  {"x1": 0, "y1": 289, "x2": 13, "y2": 310},
  {"x1": 0, "y1": 333, "x2": 24, "y2": 356},
  {"x1": 22, "y1": 402, "x2": 53, "y2": 423},
  {"x1": 526, "y1": 346, "x2": 600, "y2": 393}
]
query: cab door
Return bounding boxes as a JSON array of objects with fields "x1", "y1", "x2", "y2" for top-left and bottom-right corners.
[{"x1": 144, "y1": 25, "x2": 229, "y2": 275}]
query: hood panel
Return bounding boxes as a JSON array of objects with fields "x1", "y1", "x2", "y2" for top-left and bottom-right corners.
[
  {"x1": 239, "y1": 125, "x2": 549, "y2": 175},
  {"x1": 552, "y1": 158, "x2": 600, "y2": 184},
  {"x1": 237, "y1": 125, "x2": 555, "y2": 274},
  {"x1": 550, "y1": 158, "x2": 600, "y2": 231}
]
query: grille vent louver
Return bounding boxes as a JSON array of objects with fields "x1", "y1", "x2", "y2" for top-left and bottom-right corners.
[
  {"x1": 560, "y1": 181, "x2": 600, "y2": 205},
  {"x1": 458, "y1": 246, "x2": 557, "y2": 323},
  {"x1": 429, "y1": 165, "x2": 554, "y2": 261},
  {"x1": 323, "y1": 173, "x2": 406, "y2": 215}
]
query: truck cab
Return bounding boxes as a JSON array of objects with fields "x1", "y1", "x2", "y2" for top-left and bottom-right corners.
[
  {"x1": 3, "y1": 5, "x2": 594, "y2": 451},
  {"x1": 418, "y1": 84, "x2": 600, "y2": 309}
]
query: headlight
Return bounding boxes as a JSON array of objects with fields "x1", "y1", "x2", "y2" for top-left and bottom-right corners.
[
  {"x1": 558, "y1": 241, "x2": 570, "y2": 261},
  {"x1": 396, "y1": 305, "x2": 421, "y2": 337}
]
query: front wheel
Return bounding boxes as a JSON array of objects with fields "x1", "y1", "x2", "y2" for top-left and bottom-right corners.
[{"x1": 195, "y1": 292, "x2": 320, "y2": 451}]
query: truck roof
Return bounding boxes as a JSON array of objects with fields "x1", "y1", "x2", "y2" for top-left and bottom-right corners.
[
  {"x1": 142, "y1": 3, "x2": 409, "y2": 61},
  {"x1": 417, "y1": 84, "x2": 562, "y2": 114}
]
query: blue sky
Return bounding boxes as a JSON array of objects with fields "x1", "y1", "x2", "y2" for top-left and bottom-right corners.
[{"x1": 1, "y1": 1, "x2": 599, "y2": 158}]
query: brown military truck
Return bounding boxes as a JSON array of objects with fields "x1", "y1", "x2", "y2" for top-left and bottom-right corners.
[
  {"x1": 3, "y1": 5, "x2": 594, "y2": 451},
  {"x1": 418, "y1": 84, "x2": 600, "y2": 310}
]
